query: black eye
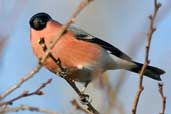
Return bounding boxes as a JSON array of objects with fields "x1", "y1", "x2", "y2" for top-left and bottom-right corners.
[{"x1": 29, "y1": 12, "x2": 52, "y2": 31}]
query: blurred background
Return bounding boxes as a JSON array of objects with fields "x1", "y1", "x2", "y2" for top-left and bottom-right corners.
[{"x1": 0, "y1": 0, "x2": 170, "y2": 114}]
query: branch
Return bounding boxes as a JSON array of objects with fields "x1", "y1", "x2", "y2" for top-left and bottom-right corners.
[
  {"x1": 38, "y1": 0, "x2": 94, "y2": 65},
  {"x1": 0, "y1": 105, "x2": 58, "y2": 114},
  {"x1": 39, "y1": 37, "x2": 100, "y2": 114},
  {"x1": 100, "y1": 74, "x2": 125, "y2": 114},
  {"x1": 46, "y1": 58, "x2": 100, "y2": 113},
  {"x1": 0, "y1": 64, "x2": 42, "y2": 100},
  {"x1": 158, "y1": 83, "x2": 166, "y2": 114},
  {"x1": 39, "y1": 37, "x2": 99, "y2": 114},
  {"x1": 0, "y1": 78, "x2": 52, "y2": 106},
  {"x1": 132, "y1": 0, "x2": 161, "y2": 114},
  {"x1": 0, "y1": 0, "x2": 94, "y2": 100}
]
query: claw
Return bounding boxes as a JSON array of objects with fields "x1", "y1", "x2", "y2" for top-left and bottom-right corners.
[
  {"x1": 58, "y1": 70, "x2": 67, "y2": 78},
  {"x1": 80, "y1": 94, "x2": 92, "y2": 105}
]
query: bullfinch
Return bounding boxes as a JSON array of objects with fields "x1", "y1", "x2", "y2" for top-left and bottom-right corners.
[{"x1": 29, "y1": 12, "x2": 165, "y2": 85}]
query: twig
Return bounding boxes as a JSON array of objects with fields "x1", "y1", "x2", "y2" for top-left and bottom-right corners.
[
  {"x1": 52, "y1": 60, "x2": 100, "y2": 112},
  {"x1": 43, "y1": 57, "x2": 100, "y2": 114},
  {"x1": 64, "y1": 76, "x2": 100, "y2": 114},
  {"x1": 0, "y1": 64, "x2": 42, "y2": 100},
  {"x1": 99, "y1": 74, "x2": 125, "y2": 114},
  {"x1": 39, "y1": 0, "x2": 94, "y2": 65},
  {"x1": 71, "y1": 99, "x2": 92, "y2": 114},
  {"x1": 132, "y1": 0, "x2": 161, "y2": 114},
  {"x1": 116, "y1": 100, "x2": 125, "y2": 114},
  {"x1": 0, "y1": 0, "x2": 94, "y2": 100},
  {"x1": 0, "y1": 78, "x2": 52, "y2": 106},
  {"x1": 158, "y1": 83, "x2": 166, "y2": 114},
  {"x1": 0, "y1": 105, "x2": 58, "y2": 114},
  {"x1": 40, "y1": 37, "x2": 100, "y2": 114}
]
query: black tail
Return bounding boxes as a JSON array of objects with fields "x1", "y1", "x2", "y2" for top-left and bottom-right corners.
[{"x1": 129, "y1": 62, "x2": 165, "y2": 81}]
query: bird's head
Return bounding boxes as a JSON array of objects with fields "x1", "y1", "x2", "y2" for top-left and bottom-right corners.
[{"x1": 29, "y1": 12, "x2": 52, "y2": 31}]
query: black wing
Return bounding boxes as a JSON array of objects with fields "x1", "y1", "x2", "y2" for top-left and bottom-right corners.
[{"x1": 68, "y1": 26, "x2": 132, "y2": 61}]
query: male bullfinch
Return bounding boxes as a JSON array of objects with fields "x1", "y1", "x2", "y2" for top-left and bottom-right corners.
[{"x1": 29, "y1": 12, "x2": 165, "y2": 84}]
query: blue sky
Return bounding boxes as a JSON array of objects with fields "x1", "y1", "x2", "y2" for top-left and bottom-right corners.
[{"x1": 0, "y1": 0, "x2": 170, "y2": 114}]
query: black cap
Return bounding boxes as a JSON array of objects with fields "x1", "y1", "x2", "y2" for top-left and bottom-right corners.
[{"x1": 29, "y1": 12, "x2": 52, "y2": 31}]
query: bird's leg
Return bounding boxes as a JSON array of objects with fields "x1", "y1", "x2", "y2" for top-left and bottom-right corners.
[
  {"x1": 65, "y1": 78, "x2": 90, "y2": 105},
  {"x1": 81, "y1": 81, "x2": 90, "y2": 94},
  {"x1": 65, "y1": 78, "x2": 100, "y2": 114}
]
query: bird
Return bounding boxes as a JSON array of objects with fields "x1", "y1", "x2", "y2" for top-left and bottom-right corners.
[{"x1": 29, "y1": 12, "x2": 165, "y2": 87}]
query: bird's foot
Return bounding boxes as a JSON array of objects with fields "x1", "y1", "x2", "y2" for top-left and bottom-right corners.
[
  {"x1": 80, "y1": 94, "x2": 92, "y2": 105},
  {"x1": 58, "y1": 68, "x2": 68, "y2": 78}
]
